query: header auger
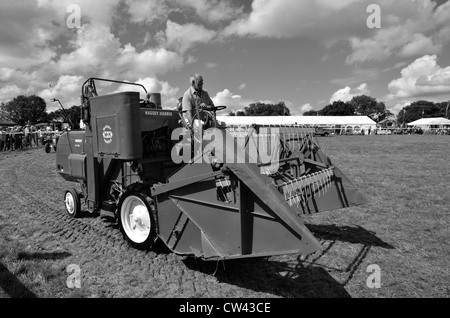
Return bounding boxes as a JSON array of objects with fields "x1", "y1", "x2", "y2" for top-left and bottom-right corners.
[{"x1": 56, "y1": 78, "x2": 368, "y2": 260}]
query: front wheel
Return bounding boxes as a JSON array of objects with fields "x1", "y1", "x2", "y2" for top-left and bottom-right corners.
[
  {"x1": 44, "y1": 142, "x2": 51, "y2": 153},
  {"x1": 64, "y1": 189, "x2": 81, "y2": 218},
  {"x1": 118, "y1": 192, "x2": 158, "y2": 250}
]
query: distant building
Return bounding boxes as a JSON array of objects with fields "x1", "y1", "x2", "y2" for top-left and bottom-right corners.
[
  {"x1": 407, "y1": 117, "x2": 450, "y2": 131},
  {"x1": 0, "y1": 120, "x2": 16, "y2": 128},
  {"x1": 217, "y1": 115, "x2": 377, "y2": 134},
  {"x1": 378, "y1": 118, "x2": 396, "y2": 128}
]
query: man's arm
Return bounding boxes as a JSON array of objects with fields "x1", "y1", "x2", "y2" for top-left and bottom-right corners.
[
  {"x1": 182, "y1": 91, "x2": 193, "y2": 128},
  {"x1": 205, "y1": 91, "x2": 215, "y2": 108}
]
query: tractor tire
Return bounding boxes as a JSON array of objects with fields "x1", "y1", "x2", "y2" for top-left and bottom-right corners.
[
  {"x1": 64, "y1": 188, "x2": 81, "y2": 218},
  {"x1": 45, "y1": 143, "x2": 51, "y2": 153},
  {"x1": 118, "y1": 191, "x2": 158, "y2": 250}
]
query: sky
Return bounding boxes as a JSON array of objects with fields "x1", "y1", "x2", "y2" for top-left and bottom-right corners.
[{"x1": 1, "y1": 0, "x2": 450, "y2": 115}]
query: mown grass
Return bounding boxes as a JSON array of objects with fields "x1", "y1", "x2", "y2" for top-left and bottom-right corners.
[
  {"x1": 304, "y1": 134, "x2": 449, "y2": 298},
  {"x1": 0, "y1": 134, "x2": 448, "y2": 298}
]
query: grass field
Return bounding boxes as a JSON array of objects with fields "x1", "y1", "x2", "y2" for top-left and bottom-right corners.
[{"x1": 0, "y1": 134, "x2": 448, "y2": 298}]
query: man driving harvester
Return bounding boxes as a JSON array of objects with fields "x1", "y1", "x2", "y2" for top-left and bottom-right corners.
[{"x1": 181, "y1": 73, "x2": 216, "y2": 131}]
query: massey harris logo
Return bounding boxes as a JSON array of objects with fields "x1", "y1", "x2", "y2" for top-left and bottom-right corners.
[
  {"x1": 145, "y1": 110, "x2": 173, "y2": 117},
  {"x1": 102, "y1": 125, "x2": 113, "y2": 144}
]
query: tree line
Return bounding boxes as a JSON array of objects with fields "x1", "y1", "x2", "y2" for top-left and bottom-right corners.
[
  {"x1": 396, "y1": 100, "x2": 449, "y2": 124},
  {"x1": 1, "y1": 94, "x2": 448, "y2": 127},
  {"x1": 303, "y1": 95, "x2": 393, "y2": 122},
  {"x1": 228, "y1": 101, "x2": 291, "y2": 116},
  {"x1": 0, "y1": 95, "x2": 81, "y2": 128},
  {"x1": 229, "y1": 95, "x2": 448, "y2": 124}
]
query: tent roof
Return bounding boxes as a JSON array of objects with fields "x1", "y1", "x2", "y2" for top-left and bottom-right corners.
[
  {"x1": 407, "y1": 117, "x2": 450, "y2": 126},
  {"x1": 0, "y1": 120, "x2": 16, "y2": 126},
  {"x1": 216, "y1": 115, "x2": 376, "y2": 126}
]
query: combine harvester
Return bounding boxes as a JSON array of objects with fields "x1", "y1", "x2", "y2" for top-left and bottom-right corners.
[{"x1": 56, "y1": 78, "x2": 368, "y2": 260}]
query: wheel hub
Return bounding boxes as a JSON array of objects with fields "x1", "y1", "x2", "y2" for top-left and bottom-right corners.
[
  {"x1": 121, "y1": 195, "x2": 152, "y2": 244},
  {"x1": 65, "y1": 194, "x2": 74, "y2": 214}
]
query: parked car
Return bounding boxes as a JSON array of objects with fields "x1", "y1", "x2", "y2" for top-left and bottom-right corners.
[{"x1": 314, "y1": 127, "x2": 332, "y2": 136}]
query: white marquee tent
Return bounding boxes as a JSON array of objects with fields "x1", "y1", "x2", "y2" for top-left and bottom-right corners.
[
  {"x1": 216, "y1": 115, "x2": 376, "y2": 131},
  {"x1": 407, "y1": 117, "x2": 450, "y2": 130}
]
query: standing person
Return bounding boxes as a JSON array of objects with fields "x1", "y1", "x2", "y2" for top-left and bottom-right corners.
[
  {"x1": 16, "y1": 128, "x2": 23, "y2": 150},
  {"x1": 181, "y1": 74, "x2": 215, "y2": 130},
  {"x1": 24, "y1": 124, "x2": 30, "y2": 148},
  {"x1": 10, "y1": 128, "x2": 16, "y2": 150},
  {"x1": 4, "y1": 129, "x2": 10, "y2": 151},
  {"x1": 0, "y1": 129, "x2": 4, "y2": 152},
  {"x1": 38, "y1": 128, "x2": 44, "y2": 147},
  {"x1": 31, "y1": 125, "x2": 38, "y2": 146}
]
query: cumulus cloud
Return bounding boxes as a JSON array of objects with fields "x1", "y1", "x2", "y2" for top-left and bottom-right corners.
[
  {"x1": 113, "y1": 77, "x2": 180, "y2": 109},
  {"x1": 0, "y1": 1, "x2": 61, "y2": 69},
  {"x1": 164, "y1": 20, "x2": 216, "y2": 54},
  {"x1": 36, "y1": 0, "x2": 121, "y2": 27},
  {"x1": 211, "y1": 89, "x2": 253, "y2": 113},
  {"x1": 38, "y1": 75, "x2": 84, "y2": 111},
  {"x1": 330, "y1": 83, "x2": 370, "y2": 103},
  {"x1": 0, "y1": 85, "x2": 22, "y2": 102},
  {"x1": 205, "y1": 63, "x2": 218, "y2": 69},
  {"x1": 300, "y1": 103, "x2": 314, "y2": 115},
  {"x1": 238, "y1": 83, "x2": 247, "y2": 90},
  {"x1": 346, "y1": 1, "x2": 450, "y2": 64},
  {"x1": 50, "y1": 24, "x2": 184, "y2": 82},
  {"x1": 125, "y1": 0, "x2": 171, "y2": 24},
  {"x1": 125, "y1": 0, "x2": 243, "y2": 25},
  {"x1": 179, "y1": 0, "x2": 244, "y2": 23},
  {"x1": 0, "y1": 0, "x2": 189, "y2": 111},
  {"x1": 222, "y1": 0, "x2": 450, "y2": 64},
  {"x1": 223, "y1": 0, "x2": 366, "y2": 44},
  {"x1": 387, "y1": 55, "x2": 450, "y2": 99},
  {"x1": 390, "y1": 100, "x2": 413, "y2": 115}
]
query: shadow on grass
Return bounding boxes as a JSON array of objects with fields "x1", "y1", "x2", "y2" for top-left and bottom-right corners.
[
  {"x1": 304, "y1": 224, "x2": 394, "y2": 249},
  {"x1": 0, "y1": 262, "x2": 36, "y2": 298},
  {"x1": 182, "y1": 224, "x2": 394, "y2": 297},
  {"x1": 77, "y1": 210, "x2": 100, "y2": 219},
  {"x1": 17, "y1": 251, "x2": 72, "y2": 261},
  {"x1": 183, "y1": 257, "x2": 351, "y2": 298},
  {"x1": 304, "y1": 224, "x2": 394, "y2": 286}
]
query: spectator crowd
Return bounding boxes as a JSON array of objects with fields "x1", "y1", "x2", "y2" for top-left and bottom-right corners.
[{"x1": 0, "y1": 124, "x2": 62, "y2": 152}]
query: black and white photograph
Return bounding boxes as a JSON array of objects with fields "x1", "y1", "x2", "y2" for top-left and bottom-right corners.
[{"x1": 0, "y1": 0, "x2": 449, "y2": 302}]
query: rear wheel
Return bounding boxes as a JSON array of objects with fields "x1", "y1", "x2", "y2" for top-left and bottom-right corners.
[
  {"x1": 45, "y1": 142, "x2": 51, "y2": 153},
  {"x1": 118, "y1": 192, "x2": 157, "y2": 250},
  {"x1": 64, "y1": 189, "x2": 81, "y2": 218}
]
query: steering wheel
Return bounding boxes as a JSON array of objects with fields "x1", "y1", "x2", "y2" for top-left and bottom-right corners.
[
  {"x1": 209, "y1": 105, "x2": 227, "y2": 112},
  {"x1": 193, "y1": 105, "x2": 227, "y2": 129}
]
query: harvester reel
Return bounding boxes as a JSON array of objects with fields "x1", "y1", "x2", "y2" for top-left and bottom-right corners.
[{"x1": 118, "y1": 191, "x2": 158, "y2": 250}]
